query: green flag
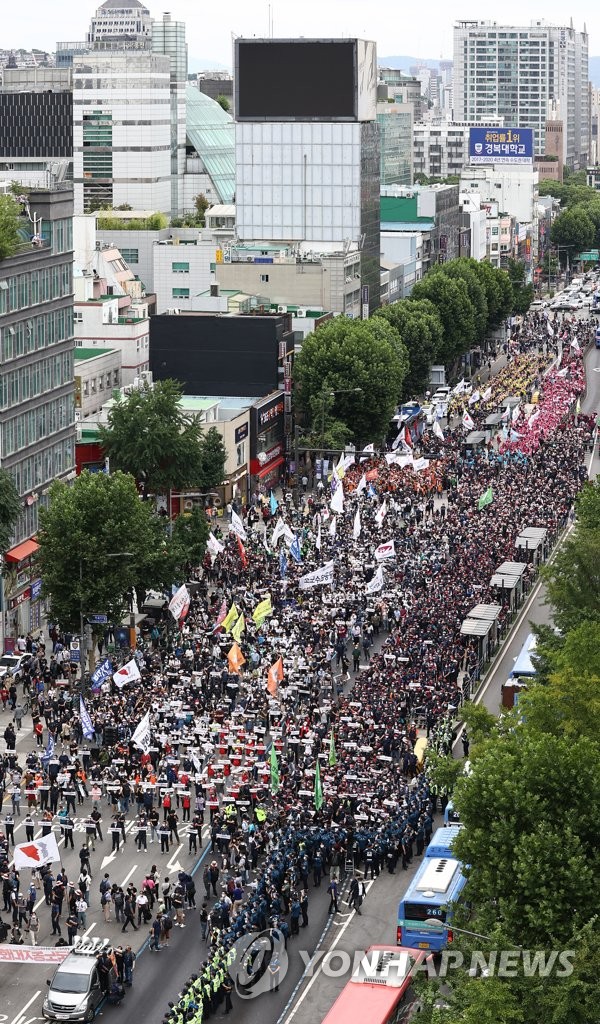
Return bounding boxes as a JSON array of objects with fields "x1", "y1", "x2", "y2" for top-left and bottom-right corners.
[
  {"x1": 328, "y1": 732, "x2": 337, "y2": 767},
  {"x1": 270, "y1": 744, "x2": 280, "y2": 795},
  {"x1": 477, "y1": 486, "x2": 493, "y2": 511},
  {"x1": 314, "y1": 760, "x2": 323, "y2": 811}
]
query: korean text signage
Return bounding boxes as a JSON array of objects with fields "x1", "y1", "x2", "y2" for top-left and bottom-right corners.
[
  {"x1": 469, "y1": 127, "x2": 534, "y2": 165},
  {"x1": 258, "y1": 397, "x2": 284, "y2": 430}
]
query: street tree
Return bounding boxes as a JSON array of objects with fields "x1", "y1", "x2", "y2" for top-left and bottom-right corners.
[
  {"x1": 294, "y1": 317, "x2": 408, "y2": 444},
  {"x1": 38, "y1": 471, "x2": 162, "y2": 639},
  {"x1": 441, "y1": 258, "x2": 489, "y2": 343},
  {"x1": 471, "y1": 259, "x2": 513, "y2": 330},
  {"x1": 98, "y1": 379, "x2": 226, "y2": 496},
  {"x1": 374, "y1": 298, "x2": 444, "y2": 398},
  {"x1": 506, "y1": 259, "x2": 534, "y2": 315},
  {"x1": 167, "y1": 507, "x2": 210, "y2": 582},
  {"x1": 0, "y1": 193, "x2": 21, "y2": 261},
  {"x1": 550, "y1": 206, "x2": 595, "y2": 254},
  {"x1": 0, "y1": 470, "x2": 21, "y2": 556},
  {"x1": 410, "y1": 270, "x2": 477, "y2": 365},
  {"x1": 541, "y1": 529, "x2": 600, "y2": 633}
]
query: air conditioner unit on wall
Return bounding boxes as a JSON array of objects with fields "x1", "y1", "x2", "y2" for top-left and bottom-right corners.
[
  {"x1": 277, "y1": 305, "x2": 287, "y2": 313},
  {"x1": 183, "y1": 499, "x2": 194, "y2": 512},
  {"x1": 296, "y1": 309, "x2": 307, "y2": 317}
]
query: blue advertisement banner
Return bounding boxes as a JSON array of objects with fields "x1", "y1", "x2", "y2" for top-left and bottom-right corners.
[{"x1": 469, "y1": 127, "x2": 534, "y2": 165}]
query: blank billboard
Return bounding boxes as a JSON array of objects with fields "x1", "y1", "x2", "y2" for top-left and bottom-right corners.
[{"x1": 236, "y1": 39, "x2": 356, "y2": 120}]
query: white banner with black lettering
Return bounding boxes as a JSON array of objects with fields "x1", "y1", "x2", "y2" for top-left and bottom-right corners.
[{"x1": 298, "y1": 560, "x2": 335, "y2": 590}]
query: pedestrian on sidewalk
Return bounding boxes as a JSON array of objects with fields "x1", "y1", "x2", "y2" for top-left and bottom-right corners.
[{"x1": 327, "y1": 879, "x2": 339, "y2": 914}]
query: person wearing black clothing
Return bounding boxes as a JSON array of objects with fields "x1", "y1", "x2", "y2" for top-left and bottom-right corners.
[
  {"x1": 136, "y1": 817, "x2": 148, "y2": 852},
  {"x1": 61, "y1": 816, "x2": 75, "y2": 850},
  {"x1": 121, "y1": 896, "x2": 138, "y2": 933},
  {"x1": 97, "y1": 952, "x2": 112, "y2": 994},
  {"x1": 110, "y1": 818, "x2": 121, "y2": 853}
]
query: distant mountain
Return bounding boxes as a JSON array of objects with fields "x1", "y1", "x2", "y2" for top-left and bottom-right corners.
[
  {"x1": 379, "y1": 55, "x2": 444, "y2": 71},
  {"x1": 590, "y1": 56, "x2": 600, "y2": 88},
  {"x1": 188, "y1": 56, "x2": 230, "y2": 74}
]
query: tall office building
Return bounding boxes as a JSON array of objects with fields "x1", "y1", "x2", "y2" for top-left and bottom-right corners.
[
  {"x1": 67, "y1": 0, "x2": 187, "y2": 215},
  {"x1": 0, "y1": 186, "x2": 76, "y2": 635},
  {"x1": 453, "y1": 20, "x2": 589, "y2": 169},
  {"x1": 72, "y1": 51, "x2": 172, "y2": 213},
  {"x1": 0, "y1": 68, "x2": 73, "y2": 188},
  {"x1": 234, "y1": 39, "x2": 380, "y2": 313}
]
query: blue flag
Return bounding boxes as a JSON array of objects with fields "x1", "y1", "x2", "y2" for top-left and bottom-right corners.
[
  {"x1": 41, "y1": 732, "x2": 55, "y2": 767},
  {"x1": 279, "y1": 549, "x2": 287, "y2": 578},
  {"x1": 90, "y1": 657, "x2": 113, "y2": 694},
  {"x1": 367, "y1": 483, "x2": 377, "y2": 498},
  {"x1": 269, "y1": 490, "x2": 278, "y2": 515},
  {"x1": 290, "y1": 535, "x2": 303, "y2": 564},
  {"x1": 79, "y1": 696, "x2": 95, "y2": 741}
]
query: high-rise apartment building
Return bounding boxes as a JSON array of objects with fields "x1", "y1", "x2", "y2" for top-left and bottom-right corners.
[
  {"x1": 0, "y1": 186, "x2": 76, "y2": 634},
  {"x1": 234, "y1": 38, "x2": 380, "y2": 314},
  {"x1": 453, "y1": 20, "x2": 589, "y2": 170}
]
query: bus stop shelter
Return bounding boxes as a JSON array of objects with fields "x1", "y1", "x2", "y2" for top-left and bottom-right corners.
[
  {"x1": 466, "y1": 603, "x2": 502, "y2": 646},
  {"x1": 484, "y1": 413, "x2": 504, "y2": 429},
  {"x1": 464, "y1": 430, "x2": 490, "y2": 449},
  {"x1": 494, "y1": 560, "x2": 527, "y2": 604},
  {"x1": 515, "y1": 527, "x2": 548, "y2": 565},
  {"x1": 460, "y1": 615, "x2": 495, "y2": 666}
]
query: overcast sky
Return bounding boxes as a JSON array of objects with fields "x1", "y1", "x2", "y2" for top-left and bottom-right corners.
[{"x1": 3, "y1": 0, "x2": 598, "y2": 67}]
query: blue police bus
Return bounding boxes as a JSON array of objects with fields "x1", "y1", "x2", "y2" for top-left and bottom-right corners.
[
  {"x1": 425, "y1": 825, "x2": 462, "y2": 859},
  {"x1": 397, "y1": 856, "x2": 467, "y2": 951},
  {"x1": 443, "y1": 801, "x2": 462, "y2": 826},
  {"x1": 595, "y1": 325, "x2": 600, "y2": 349}
]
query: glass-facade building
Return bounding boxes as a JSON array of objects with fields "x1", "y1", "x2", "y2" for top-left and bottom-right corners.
[{"x1": 0, "y1": 187, "x2": 76, "y2": 636}]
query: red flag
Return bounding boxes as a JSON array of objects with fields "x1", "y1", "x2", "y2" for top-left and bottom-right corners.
[
  {"x1": 267, "y1": 657, "x2": 284, "y2": 697},
  {"x1": 237, "y1": 535, "x2": 248, "y2": 568},
  {"x1": 365, "y1": 468, "x2": 379, "y2": 482},
  {"x1": 404, "y1": 427, "x2": 413, "y2": 448},
  {"x1": 214, "y1": 598, "x2": 227, "y2": 631}
]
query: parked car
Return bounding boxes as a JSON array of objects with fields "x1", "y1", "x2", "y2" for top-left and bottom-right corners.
[{"x1": 0, "y1": 653, "x2": 31, "y2": 680}]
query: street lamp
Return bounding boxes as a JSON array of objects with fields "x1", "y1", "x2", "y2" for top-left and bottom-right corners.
[{"x1": 79, "y1": 551, "x2": 134, "y2": 680}]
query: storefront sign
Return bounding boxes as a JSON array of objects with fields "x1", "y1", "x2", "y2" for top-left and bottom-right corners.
[
  {"x1": 258, "y1": 398, "x2": 284, "y2": 428},
  {"x1": 235, "y1": 422, "x2": 249, "y2": 444},
  {"x1": 31, "y1": 578, "x2": 42, "y2": 600},
  {"x1": 9, "y1": 588, "x2": 31, "y2": 610}
]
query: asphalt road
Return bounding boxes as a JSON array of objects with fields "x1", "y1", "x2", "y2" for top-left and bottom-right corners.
[{"x1": 3, "y1": 330, "x2": 598, "y2": 1024}]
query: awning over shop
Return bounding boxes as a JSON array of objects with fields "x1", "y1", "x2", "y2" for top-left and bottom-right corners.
[
  {"x1": 257, "y1": 455, "x2": 285, "y2": 479},
  {"x1": 4, "y1": 539, "x2": 39, "y2": 563}
]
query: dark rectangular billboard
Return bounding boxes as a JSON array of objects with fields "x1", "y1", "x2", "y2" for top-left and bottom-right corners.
[{"x1": 236, "y1": 39, "x2": 356, "y2": 120}]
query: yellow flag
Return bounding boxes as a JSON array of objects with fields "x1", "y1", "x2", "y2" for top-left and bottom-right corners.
[
  {"x1": 252, "y1": 595, "x2": 273, "y2": 628},
  {"x1": 231, "y1": 612, "x2": 245, "y2": 643},
  {"x1": 222, "y1": 602, "x2": 239, "y2": 633}
]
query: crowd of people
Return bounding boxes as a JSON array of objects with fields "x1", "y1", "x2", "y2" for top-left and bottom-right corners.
[{"x1": 0, "y1": 311, "x2": 596, "y2": 1023}]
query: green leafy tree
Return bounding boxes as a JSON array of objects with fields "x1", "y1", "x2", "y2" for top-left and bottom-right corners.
[
  {"x1": 410, "y1": 270, "x2": 477, "y2": 365},
  {"x1": 374, "y1": 298, "x2": 444, "y2": 398},
  {"x1": 166, "y1": 507, "x2": 209, "y2": 581},
  {"x1": 541, "y1": 530, "x2": 600, "y2": 633},
  {"x1": 294, "y1": 317, "x2": 408, "y2": 444},
  {"x1": 0, "y1": 193, "x2": 21, "y2": 261},
  {"x1": 506, "y1": 259, "x2": 534, "y2": 315},
  {"x1": 0, "y1": 470, "x2": 21, "y2": 555},
  {"x1": 441, "y1": 258, "x2": 489, "y2": 342},
  {"x1": 550, "y1": 206, "x2": 595, "y2": 254},
  {"x1": 471, "y1": 260, "x2": 513, "y2": 329},
  {"x1": 99, "y1": 380, "x2": 226, "y2": 495},
  {"x1": 37, "y1": 471, "x2": 163, "y2": 644},
  {"x1": 215, "y1": 95, "x2": 230, "y2": 112}
]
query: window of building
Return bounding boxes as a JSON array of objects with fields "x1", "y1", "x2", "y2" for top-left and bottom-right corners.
[
  {"x1": 172, "y1": 287, "x2": 190, "y2": 298},
  {"x1": 236, "y1": 441, "x2": 246, "y2": 467},
  {"x1": 260, "y1": 274, "x2": 269, "y2": 283},
  {"x1": 120, "y1": 248, "x2": 139, "y2": 264},
  {"x1": 171, "y1": 262, "x2": 190, "y2": 273},
  {"x1": 74, "y1": 311, "x2": 84, "y2": 323}
]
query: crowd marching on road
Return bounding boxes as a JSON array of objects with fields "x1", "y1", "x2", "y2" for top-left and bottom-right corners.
[{"x1": 0, "y1": 310, "x2": 596, "y2": 1023}]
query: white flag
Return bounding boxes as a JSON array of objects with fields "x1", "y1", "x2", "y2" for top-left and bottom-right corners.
[
  {"x1": 570, "y1": 338, "x2": 580, "y2": 351},
  {"x1": 353, "y1": 508, "x2": 361, "y2": 540},
  {"x1": 453, "y1": 378, "x2": 466, "y2": 395},
  {"x1": 374, "y1": 500, "x2": 387, "y2": 528},
  {"x1": 557, "y1": 367, "x2": 569, "y2": 378},
  {"x1": 468, "y1": 390, "x2": 480, "y2": 406},
  {"x1": 328, "y1": 516, "x2": 337, "y2": 538},
  {"x1": 547, "y1": 322, "x2": 554, "y2": 337},
  {"x1": 316, "y1": 519, "x2": 322, "y2": 551},
  {"x1": 512, "y1": 403, "x2": 520, "y2": 423},
  {"x1": 391, "y1": 430, "x2": 404, "y2": 451},
  {"x1": 298, "y1": 560, "x2": 335, "y2": 590},
  {"x1": 365, "y1": 565, "x2": 384, "y2": 594},
  {"x1": 433, "y1": 420, "x2": 445, "y2": 441},
  {"x1": 413, "y1": 457, "x2": 428, "y2": 471},
  {"x1": 131, "y1": 710, "x2": 152, "y2": 754},
  {"x1": 168, "y1": 584, "x2": 190, "y2": 621},
  {"x1": 113, "y1": 658, "x2": 141, "y2": 689},
  {"x1": 528, "y1": 408, "x2": 540, "y2": 427},
  {"x1": 374, "y1": 540, "x2": 395, "y2": 561},
  {"x1": 501, "y1": 406, "x2": 510, "y2": 421},
  {"x1": 207, "y1": 532, "x2": 224, "y2": 556},
  {"x1": 272, "y1": 518, "x2": 286, "y2": 546},
  {"x1": 284, "y1": 523, "x2": 296, "y2": 547},
  {"x1": 482, "y1": 386, "x2": 492, "y2": 403},
  {"x1": 360, "y1": 443, "x2": 375, "y2": 463},
  {"x1": 229, "y1": 510, "x2": 247, "y2": 540},
  {"x1": 462, "y1": 410, "x2": 475, "y2": 431},
  {"x1": 14, "y1": 833, "x2": 60, "y2": 869},
  {"x1": 330, "y1": 481, "x2": 344, "y2": 514},
  {"x1": 356, "y1": 473, "x2": 367, "y2": 494}
]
